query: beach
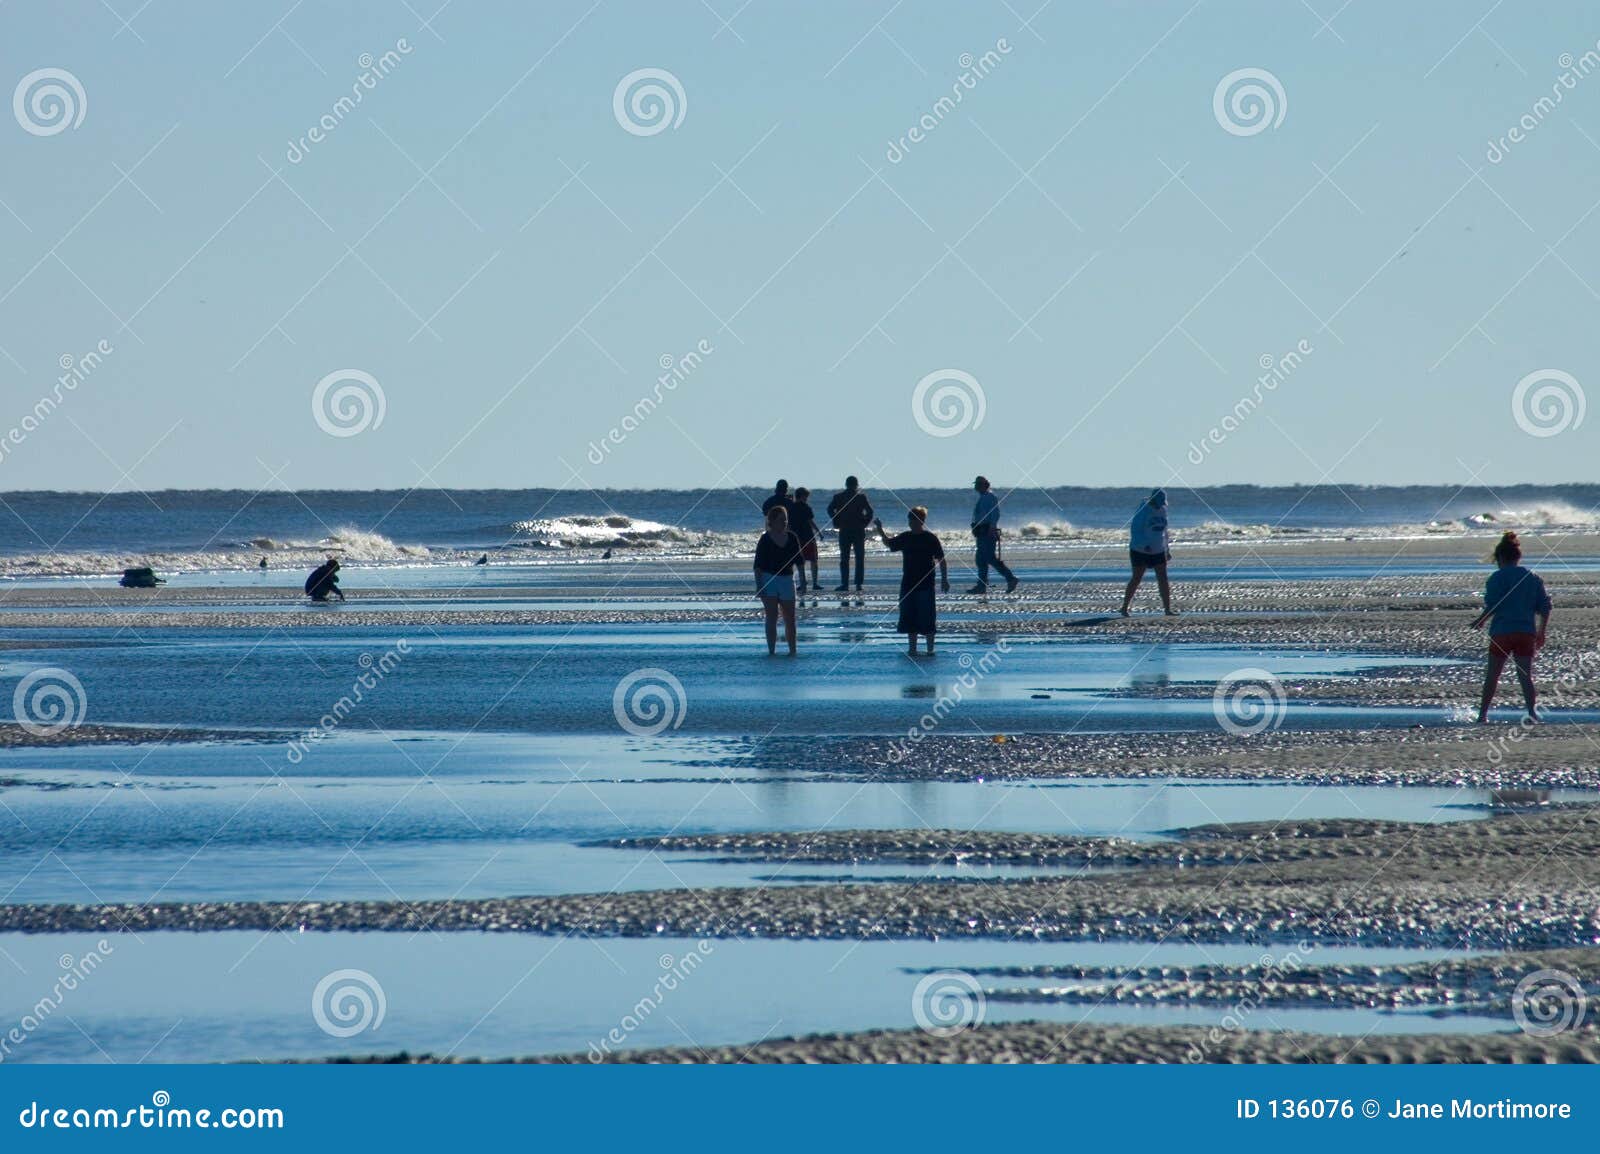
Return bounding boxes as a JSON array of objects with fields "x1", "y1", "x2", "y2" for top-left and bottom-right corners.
[{"x1": 3, "y1": 511, "x2": 1600, "y2": 1062}]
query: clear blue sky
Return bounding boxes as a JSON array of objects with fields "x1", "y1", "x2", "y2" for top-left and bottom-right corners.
[{"x1": 1, "y1": 0, "x2": 1597, "y2": 491}]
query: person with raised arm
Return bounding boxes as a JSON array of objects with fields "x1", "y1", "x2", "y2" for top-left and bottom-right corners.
[{"x1": 875, "y1": 506, "x2": 948, "y2": 656}]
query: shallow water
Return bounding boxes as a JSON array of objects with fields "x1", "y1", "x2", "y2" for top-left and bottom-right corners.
[
  {"x1": 3, "y1": 577, "x2": 1592, "y2": 1061},
  {"x1": 5, "y1": 735, "x2": 1570, "y2": 904},
  {"x1": 0, "y1": 932, "x2": 1500, "y2": 1063},
  {"x1": 0, "y1": 624, "x2": 1479, "y2": 739}
]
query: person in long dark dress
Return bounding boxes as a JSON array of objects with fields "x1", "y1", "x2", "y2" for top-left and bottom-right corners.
[
  {"x1": 754, "y1": 505, "x2": 803, "y2": 655},
  {"x1": 875, "y1": 505, "x2": 948, "y2": 655}
]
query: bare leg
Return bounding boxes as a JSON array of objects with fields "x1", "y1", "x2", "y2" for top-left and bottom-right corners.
[
  {"x1": 762, "y1": 598, "x2": 779, "y2": 655},
  {"x1": 925, "y1": 631, "x2": 935, "y2": 655},
  {"x1": 780, "y1": 601, "x2": 797, "y2": 654},
  {"x1": 1155, "y1": 564, "x2": 1174, "y2": 615},
  {"x1": 1478, "y1": 647, "x2": 1509, "y2": 721},
  {"x1": 1121, "y1": 565, "x2": 1147, "y2": 615},
  {"x1": 907, "y1": 632, "x2": 919, "y2": 655},
  {"x1": 1513, "y1": 652, "x2": 1537, "y2": 719}
]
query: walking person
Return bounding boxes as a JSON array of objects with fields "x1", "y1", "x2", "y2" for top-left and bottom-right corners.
[
  {"x1": 827, "y1": 475, "x2": 874, "y2": 592},
  {"x1": 791, "y1": 487, "x2": 822, "y2": 594},
  {"x1": 1471, "y1": 531, "x2": 1552, "y2": 723},
  {"x1": 1120, "y1": 489, "x2": 1176, "y2": 617},
  {"x1": 967, "y1": 475, "x2": 1019, "y2": 594},
  {"x1": 754, "y1": 505, "x2": 803, "y2": 655},
  {"x1": 875, "y1": 506, "x2": 948, "y2": 655}
]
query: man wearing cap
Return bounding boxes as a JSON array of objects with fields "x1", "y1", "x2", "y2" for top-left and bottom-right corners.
[
  {"x1": 1121, "y1": 488, "x2": 1177, "y2": 616},
  {"x1": 967, "y1": 475, "x2": 1019, "y2": 594}
]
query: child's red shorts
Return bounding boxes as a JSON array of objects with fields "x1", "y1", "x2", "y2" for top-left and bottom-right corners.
[{"x1": 1490, "y1": 632, "x2": 1539, "y2": 660}]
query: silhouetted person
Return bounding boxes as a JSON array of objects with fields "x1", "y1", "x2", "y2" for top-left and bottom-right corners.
[
  {"x1": 754, "y1": 505, "x2": 802, "y2": 655},
  {"x1": 475, "y1": 553, "x2": 489, "y2": 566},
  {"x1": 876, "y1": 506, "x2": 947, "y2": 655},
  {"x1": 1121, "y1": 489, "x2": 1175, "y2": 616},
  {"x1": 305, "y1": 557, "x2": 344, "y2": 602},
  {"x1": 258, "y1": 556, "x2": 268, "y2": 569},
  {"x1": 827, "y1": 475, "x2": 874, "y2": 591},
  {"x1": 791, "y1": 486, "x2": 822, "y2": 593},
  {"x1": 967, "y1": 475, "x2": 1018, "y2": 594},
  {"x1": 761, "y1": 479, "x2": 795, "y2": 519},
  {"x1": 1472, "y1": 531, "x2": 1551, "y2": 723}
]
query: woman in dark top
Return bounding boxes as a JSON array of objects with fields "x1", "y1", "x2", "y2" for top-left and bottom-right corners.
[
  {"x1": 1471, "y1": 531, "x2": 1552, "y2": 722},
  {"x1": 875, "y1": 505, "x2": 948, "y2": 655},
  {"x1": 754, "y1": 505, "x2": 802, "y2": 655}
]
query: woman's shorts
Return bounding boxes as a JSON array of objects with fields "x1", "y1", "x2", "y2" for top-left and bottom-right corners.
[
  {"x1": 800, "y1": 539, "x2": 818, "y2": 562},
  {"x1": 897, "y1": 585, "x2": 937, "y2": 635},
  {"x1": 757, "y1": 571, "x2": 796, "y2": 602},
  {"x1": 1129, "y1": 549, "x2": 1170, "y2": 568},
  {"x1": 1490, "y1": 632, "x2": 1539, "y2": 660}
]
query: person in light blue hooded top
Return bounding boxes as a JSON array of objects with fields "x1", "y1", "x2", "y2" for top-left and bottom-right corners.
[{"x1": 1120, "y1": 488, "x2": 1176, "y2": 617}]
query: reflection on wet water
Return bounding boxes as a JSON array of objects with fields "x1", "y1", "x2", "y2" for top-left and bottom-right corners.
[{"x1": 0, "y1": 933, "x2": 1495, "y2": 1064}]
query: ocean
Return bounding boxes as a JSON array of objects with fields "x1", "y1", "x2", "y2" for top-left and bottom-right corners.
[{"x1": 1, "y1": 484, "x2": 1596, "y2": 578}]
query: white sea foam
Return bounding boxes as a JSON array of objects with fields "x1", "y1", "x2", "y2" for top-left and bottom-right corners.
[
  {"x1": 5, "y1": 503, "x2": 1598, "y2": 579},
  {"x1": 505, "y1": 515, "x2": 695, "y2": 549},
  {"x1": 1461, "y1": 501, "x2": 1600, "y2": 530}
]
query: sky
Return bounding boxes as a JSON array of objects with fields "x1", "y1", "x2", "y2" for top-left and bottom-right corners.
[{"x1": 1, "y1": 0, "x2": 1598, "y2": 491}]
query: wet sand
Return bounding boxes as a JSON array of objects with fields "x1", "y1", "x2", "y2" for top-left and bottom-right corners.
[
  {"x1": 7, "y1": 536, "x2": 1600, "y2": 1062},
  {"x1": 360, "y1": 1020, "x2": 1600, "y2": 1064},
  {"x1": 0, "y1": 722, "x2": 281, "y2": 749},
  {"x1": 8, "y1": 807, "x2": 1599, "y2": 952}
]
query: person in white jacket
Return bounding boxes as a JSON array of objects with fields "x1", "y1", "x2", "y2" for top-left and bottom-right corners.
[{"x1": 1120, "y1": 488, "x2": 1177, "y2": 617}]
